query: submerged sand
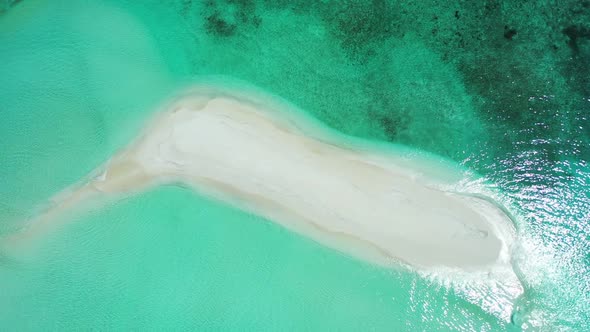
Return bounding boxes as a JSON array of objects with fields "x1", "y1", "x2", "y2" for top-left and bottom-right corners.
[{"x1": 5, "y1": 85, "x2": 517, "y2": 274}]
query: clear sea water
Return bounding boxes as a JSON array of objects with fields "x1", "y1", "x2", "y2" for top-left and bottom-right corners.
[{"x1": 0, "y1": 0, "x2": 589, "y2": 330}]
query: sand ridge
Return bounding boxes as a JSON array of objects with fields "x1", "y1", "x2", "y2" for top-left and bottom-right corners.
[{"x1": 4, "y1": 85, "x2": 519, "y2": 278}]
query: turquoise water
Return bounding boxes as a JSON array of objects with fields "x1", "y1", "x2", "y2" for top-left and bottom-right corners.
[{"x1": 1, "y1": 0, "x2": 589, "y2": 330}]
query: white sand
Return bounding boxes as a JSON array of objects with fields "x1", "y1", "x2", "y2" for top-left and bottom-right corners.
[
  {"x1": 5, "y1": 86, "x2": 518, "y2": 273},
  {"x1": 0, "y1": 84, "x2": 524, "y2": 321}
]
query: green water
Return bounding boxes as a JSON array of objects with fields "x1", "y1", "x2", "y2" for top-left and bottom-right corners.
[{"x1": 0, "y1": 0, "x2": 588, "y2": 330}]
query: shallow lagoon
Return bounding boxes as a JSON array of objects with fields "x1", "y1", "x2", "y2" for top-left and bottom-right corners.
[{"x1": 1, "y1": 0, "x2": 589, "y2": 330}]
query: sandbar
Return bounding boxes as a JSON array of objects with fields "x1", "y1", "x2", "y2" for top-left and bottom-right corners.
[{"x1": 4, "y1": 84, "x2": 518, "y2": 274}]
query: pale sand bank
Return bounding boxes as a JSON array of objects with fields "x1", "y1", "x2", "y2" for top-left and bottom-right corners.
[{"x1": 4, "y1": 84, "x2": 518, "y2": 275}]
